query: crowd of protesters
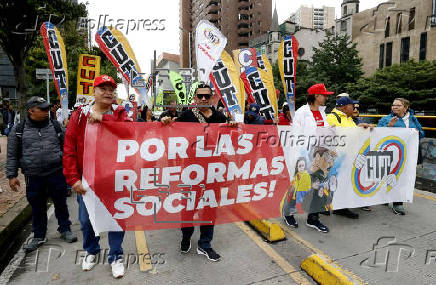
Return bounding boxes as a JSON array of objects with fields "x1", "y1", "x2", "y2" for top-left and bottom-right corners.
[{"x1": 4, "y1": 74, "x2": 424, "y2": 279}]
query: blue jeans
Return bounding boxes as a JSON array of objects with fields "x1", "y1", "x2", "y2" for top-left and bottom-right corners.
[
  {"x1": 77, "y1": 195, "x2": 124, "y2": 264},
  {"x1": 181, "y1": 225, "x2": 214, "y2": 249},
  {"x1": 25, "y1": 169, "x2": 72, "y2": 238}
]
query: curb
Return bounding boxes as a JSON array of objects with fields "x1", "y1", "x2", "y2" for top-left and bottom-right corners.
[
  {"x1": 301, "y1": 254, "x2": 362, "y2": 285},
  {"x1": 248, "y1": 219, "x2": 285, "y2": 242},
  {"x1": 0, "y1": 197, "x2": 32, "y2": 256}
]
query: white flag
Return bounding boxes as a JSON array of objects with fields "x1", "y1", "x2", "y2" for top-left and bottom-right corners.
[{"x1": 195, "y1": 20, "x2": 227, "y2": 84}]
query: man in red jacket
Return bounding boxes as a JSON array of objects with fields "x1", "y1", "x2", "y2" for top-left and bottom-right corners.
[{"x1": 63, "y1": 75, "x2": 132, "y2": 278}]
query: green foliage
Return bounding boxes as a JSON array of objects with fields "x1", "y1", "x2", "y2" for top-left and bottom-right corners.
[{"x1": 346, "y1": 60, "x2": 436, "y2": 113}]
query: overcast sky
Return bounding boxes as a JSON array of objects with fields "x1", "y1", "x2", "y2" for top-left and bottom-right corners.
[{"x1": 79, "y1": 0, "x2": 385, "y2": 98}]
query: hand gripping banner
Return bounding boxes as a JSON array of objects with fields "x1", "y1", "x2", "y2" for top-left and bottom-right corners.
[
  {"x1": 278, "y1": 35, "x2": 299, "y2": 120},
  {"x1": 169, "y1": 71, "x2": 187, "y2": 105},
  {"x1": 209, "y1": 51, "x2": 244, "y2": 122},
  {"x1": 95, "y1": 26, "x2": 150, "y2": 107},
  {"x1": 195, "y1": 20, "x2": 227, "y2": 84},
  {"x1": 76, "y1": 54, "x2": 101, "y2": 105},
  {"x1": 40, "y1": 22, "x2": 69, "y2": 117}
]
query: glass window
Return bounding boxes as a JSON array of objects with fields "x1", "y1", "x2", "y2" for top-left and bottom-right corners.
[
  {"x1": 409, "y1": 8, "x2": 415, "y2": 30},
  {"x1": 385, "y1": 17, "x2": 390, "y2": 37},
  {"x1": 379, "y1": 44, "x2": 385, "y2": 69},
  {"x1": 419, "y1": 32, "x2": 427, "y2": 61},
  {"x1": 400, "y1": 37, "x2": 410, "y2": 63},
  {"x1": 386, "y1": 42, "x2": 393, "y2": 66},
  {"x1": 396, "y1": 13, "x2": 402, "y2": 34}
]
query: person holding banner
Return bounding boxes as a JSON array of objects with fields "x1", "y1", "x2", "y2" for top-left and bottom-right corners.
[
  {"x1": 63, "y1": 75, "x2": 132, "y2": 278},
  {"x1": 285, "y1": 83, "x2": 333, "y2": 233},
  {"x1": 278, "y1": 103, "x2": 291, "y2": 125},
  {"x1": 158, "y1": 100, "x2": 179, "y2": 122},
  {"x1": 161, "y1": 83, "x2": 230, "y2": 262},
  {"x1": 377, "y1": 98, "x2": 424, "y2": 215}
]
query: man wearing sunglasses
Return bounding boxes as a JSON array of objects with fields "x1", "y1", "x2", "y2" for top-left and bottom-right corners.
[
  {"x1": 6, "y1": 96, "x2": 77, "y2": 253},
  {"x1": 161, "y1": 83, "x2": 227, "y2": 262}
]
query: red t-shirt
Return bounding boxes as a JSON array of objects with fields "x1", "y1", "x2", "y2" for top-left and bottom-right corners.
[{"x1": 311, "y1": 110, "x2": 324, "y2": 127}]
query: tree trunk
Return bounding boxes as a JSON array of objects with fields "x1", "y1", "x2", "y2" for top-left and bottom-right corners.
[{"x1": 13, "y1": 55, "x2": 27, "y2": 113}]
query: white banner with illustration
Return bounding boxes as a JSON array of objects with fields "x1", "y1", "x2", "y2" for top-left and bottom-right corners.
[{"x1": 279, "y1": 127, "x2": 418, "y2": 215}]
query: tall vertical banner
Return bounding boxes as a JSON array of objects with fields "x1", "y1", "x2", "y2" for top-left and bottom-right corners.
[
  {"x1": 40, "y1": 22, "x2": 69, "y2": 117},
  {"x1": 195, "y1": 20, "x2": 227, "y2": 84},
  {"x1": 257, "y1": 53, "x2": 278, "y2": 118},
  {"x1": 76, "y1": 54, "x2": 101, "y2": 105},
  {"x1": 209, "y1": 51, "x2": 244, "y2": 122},
  {"x1": 169, "y1": 71, "x2": 187, "y2": 105},
  {"x1": 278, "y1": 35, "x2": 299, "y2": 120},
  {"x1": 95, "y1": 26, "x2": 150, "y2": 107}
]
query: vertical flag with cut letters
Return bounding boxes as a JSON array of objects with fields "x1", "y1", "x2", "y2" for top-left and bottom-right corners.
[
  {"x1": 257, "y1": 52, "x2": 278, "y2": 118},
  {"x1": 40, "y1": 22, "x2": 69, "y2": 117},
  {"x1": 169, "y1": 71, "x2": 187, "y2": 105},
  {"x1": 195, "y1": 20, "x2": 227, "y2": 84},
  {"x1": 209, "y1": 51, "x2": 244, "y2": 122},
  {"x1": 95, "y1": 26, "x2": 150, "y2": 107},
  {"x1": 278, "y1": 35, "x2": 299, "y2": 119},
  {"x1": 232, "y1": 48, "x2": 258, "y2": 106},
  {"x1": 76, "y1": 54, "x2": 101, "y2": 105}
]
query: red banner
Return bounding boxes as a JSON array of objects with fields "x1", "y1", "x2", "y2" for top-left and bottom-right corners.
[{"x1": 83, "y1": 122, "x2": 290, "y2": 232}]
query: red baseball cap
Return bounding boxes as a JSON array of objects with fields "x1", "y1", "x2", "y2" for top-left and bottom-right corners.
[
  {"x1": 307, "y1": 83, "x2": 334, "y2": 95},
  {"x1": 93, "y1": 75, "x2": 117, "y2": 88}
]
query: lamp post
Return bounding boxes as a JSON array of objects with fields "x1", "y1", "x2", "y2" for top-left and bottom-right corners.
[
  {"x1": 35, "y1": 68, "x2": 52, "y2": 118},
  {"x1": 179, "y1": 26, "x2": 192, "y2": 68}
]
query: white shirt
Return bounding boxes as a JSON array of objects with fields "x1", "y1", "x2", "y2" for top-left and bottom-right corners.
[{"x1": 292, "y1": 104, "x2": 329, "y2": 128}]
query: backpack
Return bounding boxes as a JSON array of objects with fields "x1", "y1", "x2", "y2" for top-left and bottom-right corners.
[
  {"x1": 331, "y1": 112, "x2": 342, "y2": 124},
  {"x1": 15, "y1": 119, "x2": 64, "y2": 161}
]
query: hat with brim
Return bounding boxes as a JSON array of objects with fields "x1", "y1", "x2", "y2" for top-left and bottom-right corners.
[
  {"x1": 93, "y1": 75, "x2": 117, "y2": 89},
  {"x1": 336, "y1": 96, "x2": 355, "y2": 107},
  {"x1": 26, "y1": 96, "x2": 50, "y2": 110},
  {"x1": 308, "y1": 83, "x2": 334, "y2": 95}
]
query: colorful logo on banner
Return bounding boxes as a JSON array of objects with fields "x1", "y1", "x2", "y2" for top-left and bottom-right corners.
[
  {"x1": 169, "y1": 71, "x2": 187, "y2": 105},
  {"x1": 195, "y1": 20, "x2": 227, "y2": 84},
  {"x1": 209, "y1": 51, "x2": 243, "y2": 121},
  {"x1": 82, "y1": 122, "x2": 290, "y2": 232},
  {"x1": 352, "y1": 136, "x2": 407, "y2": 197},
  {"x1": 233, "y1": 48, "x2": 258, "y2": 71},
  {"x1": 95, "y1": 26, "x2": 150, "y2": 107},
  {"x1": 40, "y1": 22, "x2": 69, "y2": 117},
  {"x1": 278, "y1": 35, "x2": 299, "y2": 120},
  {"x1": 121, "y1": 100, "x2": 137, "y2": 120},
  {"x1": 245, "y1": 66, "x2": 275, "y2": 120},
  {"x1": 256, "y1": 52, "x2": 278, "y2": 117},
  {"x1": 76, "y1": 54, "x2": 101, "y2": 105}
]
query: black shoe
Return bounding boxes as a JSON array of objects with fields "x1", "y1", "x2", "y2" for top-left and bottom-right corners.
[
  {"x1": 23, "y1": 237, "x2": 47, "y2": 253},
  {"x1": 60, "y1": 230, "x2": 78, "y2": 243},
  {"x1": 197, "y1": 247, "x2": 221, "y2": 262},
  {"x1": 284, "y1": 215, "x2": 298, "y2": 228},
  {"x1": 306, "y1": 220, "x2": 329, "y2": 233},
  {"x1": 320, "y1": 211, "x2": 331, "y2": 216},
  {"x1": 181, "y1": 238, "x2": 191, "y2": 253},
  {"x1": 333, "y1": 209, "x2": 359, "y2": 219}
]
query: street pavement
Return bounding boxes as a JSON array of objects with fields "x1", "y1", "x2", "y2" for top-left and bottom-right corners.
[{"x1": 1, "y1": 189, "x2": 436, "y2": 285}]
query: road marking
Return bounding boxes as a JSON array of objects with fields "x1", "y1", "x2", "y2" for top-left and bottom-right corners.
[
  {"x1": 273, "y1": 218, "x2": 366, "y2": 285},
  {"x1": 414, "y1": 192, "x2": 436, "y2": 202},
  {"x1": 235, "y1": 222, "x2": 312, "y2": 285},
  {"x1": 134, "y1": 230, "x2": 152, "y2": 271}
]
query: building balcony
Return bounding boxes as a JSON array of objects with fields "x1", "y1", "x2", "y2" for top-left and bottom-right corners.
[
  {"x1": 208, "y1": 4, "x2": 220, "y2": 13},
  {"x1": 207, "y1": 13, "x2": 220, "y2": 22},
  {"x1": 238, "y1": 27, "x2": 250, "y2": 34},
  {"x1": 431, "y1": 15, "x2": 436, "y2": 27},
  {"x1": 238, "y1": 1, "x2": 250, "y2": 9},
  {"x1": 207, "y1": 0, "x2": 220, "y2": 6}
]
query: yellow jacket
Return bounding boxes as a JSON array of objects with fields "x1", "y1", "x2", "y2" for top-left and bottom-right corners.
[{"x1": 326, "y1": 108, "x2": 357, "y2": 127}]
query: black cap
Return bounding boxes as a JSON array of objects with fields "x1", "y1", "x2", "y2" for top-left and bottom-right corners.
[{"x1": 26, "y1": 96, "x2": 50, "y2": 110}]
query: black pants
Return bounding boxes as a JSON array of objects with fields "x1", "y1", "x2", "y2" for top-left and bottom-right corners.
[
  {"x1": 181, "y1": 225, "x2": 214, "y2": 249},
  {"x1": 25, "y1": 169, "x2": 72, "y2": 238}
]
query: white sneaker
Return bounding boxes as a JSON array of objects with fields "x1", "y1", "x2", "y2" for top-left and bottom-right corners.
[
  {"x1": 82, "y1": 254, "x2": 97, "y2": 271},
  {"x1": 111, "y1": 259, "x2": 125, "y2": 278}
]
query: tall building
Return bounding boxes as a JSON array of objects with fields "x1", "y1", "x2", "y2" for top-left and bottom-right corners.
[
  {"x1": 289, "y1": 6, "x2": 335, "y2": 30},
  {"x1": 352, "y1": 0, "x2": 436, "y2": 75},
  {"x1": 179, "y1": 0, "x2": 272, "y2": 68},
  {"x1": 335, "y1": 0, "x2": 360, "y2": 38}
]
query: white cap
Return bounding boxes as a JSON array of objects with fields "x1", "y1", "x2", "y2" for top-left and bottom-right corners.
[{"x1": 337, "y1": 93, "x2": 350, "y2": 98}]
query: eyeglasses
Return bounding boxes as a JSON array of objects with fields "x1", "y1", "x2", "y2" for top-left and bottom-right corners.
[
  {"x1": 196, "y1": 93, "x2": 212, "y2": 100},
  {"x1": 353, "y1": 106, "x2": 360, "y2": 110}
]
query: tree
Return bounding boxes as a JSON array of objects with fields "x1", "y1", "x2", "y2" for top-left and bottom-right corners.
[
  {"x1": 346, "y1": 60, "x2": 436, "y2": 113},
  {"x1": 310, "y1": 32, "x2": 363, "y2": 105},
  {"x1": 0, "y1": 0, "x2": 87, "y2": 109}
]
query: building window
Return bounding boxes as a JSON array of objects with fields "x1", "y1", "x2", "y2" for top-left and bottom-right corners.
[
  {"x1": 400, "y1": 37, "x2": 410, "y2": 63},
  {"x1": 379, "y1": 44, "x2": 385, "y2": 69},
  {"x1": 385, "y1": 17, "x2": 390, "y2": 37},
  {"x1": 356, "y1": 4, "x2": 359, "y2": 13},
  {"x1": 386, "y1": 42, "x2": 393, "y2": 66},
  {"x1": 409, "y1": 8, "x2": 415, "y2": 30},
  {"x1": 396, "y1": 13, "x2": 402, "y2": 34},
  {"x1": 343, "y1": 5, "x2": 347, "y2": 16},
  {"x1": 419, "y1": 32, "x2": 427, "y2": 60},
  {"x1": 341, "y1": 20, "x2": 347, "y2": 31}
]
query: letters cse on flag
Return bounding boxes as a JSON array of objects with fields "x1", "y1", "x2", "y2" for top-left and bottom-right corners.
[
  {"x1": 82, "y1": 123, "x2": 418, "y2": 234},
  {"x1": 95, "y1": 26, "x2": 150, "y2": 107},
  {"x1": 278, "y1": 35, "x2": 299, "y2": 120},
  {"x1": 195, "y1": 20, "x2": 227, "y2": 84},
  {"x1": 209, "y1": 51, "x2": 244, "y2": 122},
  {"x1": 40, "y1": 22, "x2": 69, "y2": 117},
  {"x1": 169, "y1": 71, "x2": 187, "y2": 105},
  {"x1": 76, "y1": 54, "x2": 101, "y2": 105}
]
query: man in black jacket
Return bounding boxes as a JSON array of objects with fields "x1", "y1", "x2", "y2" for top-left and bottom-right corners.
[{"x1": 6, "y1": 96, "x2": 77, "y2": 252}]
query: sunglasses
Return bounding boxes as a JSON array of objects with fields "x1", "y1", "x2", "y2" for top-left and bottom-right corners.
[
  {"x1": 197, "y1": 93, "x2": 212, "y2": 100},
  {"x1": 353, "y1": 106, "x2": 360, "y2": 110}
]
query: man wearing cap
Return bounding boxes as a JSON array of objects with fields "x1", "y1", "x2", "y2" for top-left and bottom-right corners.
[
  {"x1": 245, "y1": 103, "x2": 265, "y2": 124},
  {"x1": 285, "y1": 83, "x2": 333, "y2": 233},
  {"x1": 6, "y1": 96, "x2": 77, "y2": 252},
  {"x1": 63, "y1": 75, "x2": 131, "y2": 278}
]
